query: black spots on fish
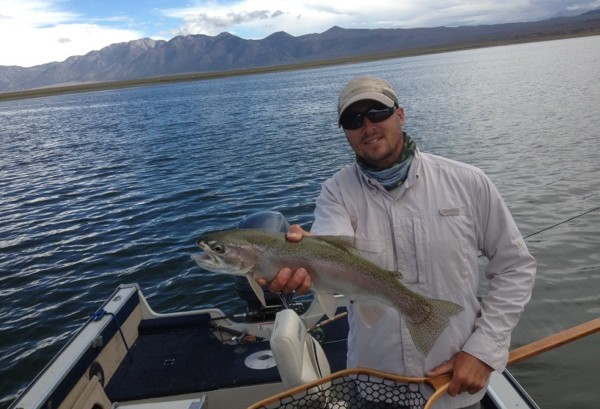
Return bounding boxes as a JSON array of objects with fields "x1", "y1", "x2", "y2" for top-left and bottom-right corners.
[{"x1": 406, "y1": 298, "x2": 463, "y2": 355}]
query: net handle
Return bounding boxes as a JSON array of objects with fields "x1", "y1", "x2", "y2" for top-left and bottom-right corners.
[
  {"x1": 424, "y1": 316, "x2": 600, "y2": 408},
  {"x1": 507, "y1": 316, "x2": 600, "y2": 364}
]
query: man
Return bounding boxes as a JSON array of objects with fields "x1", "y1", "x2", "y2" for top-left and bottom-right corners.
[{"x1": 261, "y1": 76, "x2": 536, "y2": 408}]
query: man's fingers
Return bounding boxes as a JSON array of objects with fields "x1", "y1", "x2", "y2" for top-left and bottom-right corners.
[
  {"x1": 299, "y1": 273, "x2": 312, "y2": 295},
  {"x1": 256, "y1": 268, "x2": 312, "y2": 296},
  {"x1": 256, "y1": 277, "x2": 267, "y2": 287},
  {"x1": 425, "y1": 360, "x2": 453, "y2": 378},
  {"x1": 447, "y1": 378, "x2": 462, "y2": 397},
  {"x1": 268, "y1": 268, "x2": 292, "y2": 293},
  {"x1": 444, "y1": 352, "x2": 493, "y2": 396},
  {"x1": 256, "y1": 225, "x2": 312, "y2": 294},
  {"x1": 281, "y1": 268, "x2": 310, "y2": 294},
  {"x1": 286, "y1": 224, "x2": 310, "y2": 242}
]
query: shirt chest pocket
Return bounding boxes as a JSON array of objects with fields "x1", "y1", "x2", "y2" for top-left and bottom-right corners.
[
  {"x1": 353, "y1": 238, "x2": 386, "y2": 265},
  {"x1": 412, "y1": 207, "x2": 476, "y2": 294}
]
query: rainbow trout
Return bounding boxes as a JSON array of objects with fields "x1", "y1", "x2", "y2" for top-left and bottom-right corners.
[{"x1": 192, "y1": 228, "x2": 463, "y2": 355}]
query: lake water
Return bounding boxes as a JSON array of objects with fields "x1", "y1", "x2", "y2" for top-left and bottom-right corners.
[{"x1": 1, "y1": 35, "x2": 599, "y2": 408}]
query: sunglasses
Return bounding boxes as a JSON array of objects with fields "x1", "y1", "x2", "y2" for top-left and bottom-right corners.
[{"x1": 339, "y1": 105, "x2": 396, "y2": 130}]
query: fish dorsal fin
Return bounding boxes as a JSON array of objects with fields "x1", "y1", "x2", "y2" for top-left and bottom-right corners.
[
  {"x1": 315, "y1": 292, "x2": 338, "y2": 319},
  {"x1": 355, "y1": 302, "x2": 387, "y2": 328},
  {"x1": 245, "y1": 273, "x2": 267, "y2": 307},
  {"x1": 314, "y1": 236, "x2": 356, "y2": 254}
]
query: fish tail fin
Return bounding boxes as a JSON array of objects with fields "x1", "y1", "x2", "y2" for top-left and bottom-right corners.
[{"x1": 406, "y1": 298, "x2": 463, "y2": 355}]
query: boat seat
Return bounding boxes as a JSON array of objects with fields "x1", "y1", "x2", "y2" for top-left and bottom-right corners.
[{"x1": 270, "y1": 309, "x2": 331, "y2": 388}]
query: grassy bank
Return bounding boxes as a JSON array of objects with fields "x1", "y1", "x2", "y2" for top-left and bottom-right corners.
[{"x1": 1, "y1": 32, "x2": 598, "y2": 102}]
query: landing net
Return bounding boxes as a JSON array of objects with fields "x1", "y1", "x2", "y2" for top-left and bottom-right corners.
[{"x1": 248, "y1": 368, "x2": 449, "y2": 409}]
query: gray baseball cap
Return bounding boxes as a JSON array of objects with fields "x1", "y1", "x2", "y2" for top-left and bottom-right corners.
[{"x1": 337, "y1": 76, "x2": 399, "y2": 122}]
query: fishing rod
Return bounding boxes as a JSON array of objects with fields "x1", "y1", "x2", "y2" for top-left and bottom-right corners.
[
  {"x1": 522, "y1": 205, "x2": 600, "y2": 240},
  {"x1": 476, "y1": 205, "x2": 599, "y2": 259}
]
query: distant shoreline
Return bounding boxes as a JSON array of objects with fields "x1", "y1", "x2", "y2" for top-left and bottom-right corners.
[{"x1": 1, "y1": 32, "x2": 598, "y2": 102}]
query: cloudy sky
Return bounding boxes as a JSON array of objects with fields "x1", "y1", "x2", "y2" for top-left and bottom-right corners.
[{"x1": 1, "y1": 0, "x2": 598, "y2": 67}]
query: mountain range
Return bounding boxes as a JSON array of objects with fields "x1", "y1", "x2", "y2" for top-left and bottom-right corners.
[{"x1": 1, "y1": 10, "x2": 599, "y2": 94}]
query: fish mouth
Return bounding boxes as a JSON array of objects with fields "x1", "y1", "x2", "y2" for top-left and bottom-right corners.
[
  {"x1": 191, "y1": 251, "x2": 217, "y2": 264},
  {"x1": 192, "y1": 240, "x2": 249, "y2": 275},
  {"x1": 191, "y1": 251, "x2": 232, "y2": 275},
  {"x1": 192, "y1": 241, "x2": 225, "y2": 270},
  {"x1": 191, "y1": 251, "x2": 216, "y2": 266}
]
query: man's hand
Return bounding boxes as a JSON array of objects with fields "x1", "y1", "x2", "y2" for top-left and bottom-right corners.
[
  {"x1": 256, "y1": 224, "x2": 313, "y2": 294},
  {"x1": 426, "y1": 351, "x2": 493, "y2": 396}
]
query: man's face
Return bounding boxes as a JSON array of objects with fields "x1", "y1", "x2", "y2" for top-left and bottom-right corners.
[{"x1": 341, "y1": 100, "x2": 405, "y2": 170}]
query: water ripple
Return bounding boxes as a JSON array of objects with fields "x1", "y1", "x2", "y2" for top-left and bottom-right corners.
[{"x1": 1, "y1": 37, "x2": 599, "y2": 409}]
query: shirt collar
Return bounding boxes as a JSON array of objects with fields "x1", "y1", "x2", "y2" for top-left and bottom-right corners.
[{"x1": 354, "y1": 148, "x2": 422, "y2": 195}]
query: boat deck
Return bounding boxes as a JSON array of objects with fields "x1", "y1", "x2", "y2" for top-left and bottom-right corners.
[{"x1": 105, "y1": 309, "x2": 349, "y2": 402}]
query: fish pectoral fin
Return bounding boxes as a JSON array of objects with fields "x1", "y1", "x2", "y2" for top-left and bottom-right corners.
[
  {"x1": 246, "y1": 274, "x2": 267, "y2": 307},
  {"x1": 355, "y1": 302, "x2": 387, "y2": 328},
  {"x1": 315, "y1": 292, "x2": 338, "y2": 319}
]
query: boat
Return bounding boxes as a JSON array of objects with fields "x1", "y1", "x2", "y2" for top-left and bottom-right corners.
[
  {"x1": 9, "y1": 282, "x2": 539, "y2": 409},
  {"x1": 9, "y1": 211, "x2": 541, "y2": 409}
]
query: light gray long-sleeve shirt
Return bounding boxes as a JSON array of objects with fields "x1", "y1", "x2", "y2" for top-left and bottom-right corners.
[{"x1": 311, "y1": 148, "x2": 536, "y2": 408}]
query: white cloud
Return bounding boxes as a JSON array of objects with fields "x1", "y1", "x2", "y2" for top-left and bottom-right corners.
[
  {"x1": 162, "y1": 0, "x2": 537, "y2": 38},
  {"x1": 161, "y1": 0, "x2": 599, "y2": 39},
  {"x1": 160, "y1": 0, "x2": 386, "y2": 38},
  {"x1": 1, "y1": 0, "x2": 597, "y2": 67},
  {"x1": 565, "y1": 0, "x2": 600, "y2": 12},
  {"x1": 0, "y1": 0, "x2": 142, "y2": 67}
]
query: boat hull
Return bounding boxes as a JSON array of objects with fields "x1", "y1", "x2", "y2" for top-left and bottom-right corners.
[{"x1": 9, "y1": 284, "x2": 538, "y2": 409}]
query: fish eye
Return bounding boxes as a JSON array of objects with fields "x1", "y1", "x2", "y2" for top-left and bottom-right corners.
[{"x1": 209, "y1": 241, "x2": 225, "y2": 253}]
